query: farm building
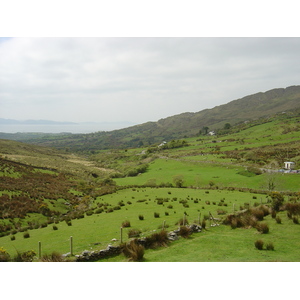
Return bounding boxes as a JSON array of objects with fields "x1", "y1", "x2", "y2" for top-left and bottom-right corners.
[{"x1": 284, "y1": 161, "x2": 295, "y2": 170}]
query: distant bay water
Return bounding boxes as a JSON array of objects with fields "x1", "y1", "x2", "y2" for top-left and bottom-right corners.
[{"x1": 0, "y1": 122, "x2": 136, "y2": 134}]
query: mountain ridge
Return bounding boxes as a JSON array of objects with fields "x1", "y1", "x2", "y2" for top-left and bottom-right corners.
[{"x1": 1, "y1": 85, "x2": 300, "y2": 150}]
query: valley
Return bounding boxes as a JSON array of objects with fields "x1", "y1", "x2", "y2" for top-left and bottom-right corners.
[{"x1": 1, "y1": 88, "x2": 300, "y2": 262}]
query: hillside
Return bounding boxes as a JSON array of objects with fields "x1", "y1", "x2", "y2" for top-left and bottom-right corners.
[
  {"x1": 1, "y1": 110, "x2": 300, "y2": 261},
  {"x1": 1, "y1": 85, "x2": 300, "y2": 151}
]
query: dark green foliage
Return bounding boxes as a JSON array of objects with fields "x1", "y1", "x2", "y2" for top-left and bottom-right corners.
[
  {"x1": 52, "y1": 225, "x2": 58, "y2": 230},
  {"x1": 266, "y1": 242, "x2": 275, "y2": 251},
  {"x1": 154, "y1": 212, "x2": 160, "y2": 218},
  {"x1": 269, "y1": 192, "x2": 284, "y2": 212},
  {"x1": 138, "y1": 215, "x2": 144, "y2": 220},
  {"x1": 23, "y1": 232, "x2": 30, "y2": 238},
  {"x1": 13, "y1": 250, "x2": 36, "y2": 262},
  {"x1": 255, "y1": 240, "x2": 264, "y2": 250},
  {"x1": 292, "y1": 217, "x2": 299, "y2": 224},
  {"x1": 275, "y1": 216, "x2": 282, "y2": 224}
]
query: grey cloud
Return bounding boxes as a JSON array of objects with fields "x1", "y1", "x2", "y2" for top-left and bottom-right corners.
[{"x1": 1, "y1": 37, "x2": 300, "y2": 123}]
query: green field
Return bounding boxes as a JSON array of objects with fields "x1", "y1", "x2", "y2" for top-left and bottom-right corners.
[{"x1": 1, "y1": 113, "x2": 300, "y2": 262}]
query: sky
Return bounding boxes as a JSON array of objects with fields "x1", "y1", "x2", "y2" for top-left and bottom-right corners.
[{"x1": 1, "y1": 37, "x2": 299, "y2": 126}]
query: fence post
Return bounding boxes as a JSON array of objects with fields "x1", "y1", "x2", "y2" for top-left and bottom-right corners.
[
  {"x1": 162, "y1": 220, "x2": 166, "y2": 230},
  {"x1": 38, "y1": 241, "x2": 41, "y2": 259},
  {"x1": 198, "y1": 213, "x2": 201, "y2": 225},
  {"x1": 70, "y1": 236, "x2": 73, "y2": 256},
  {"x1": 120, "y1": 227, "x2": 123, "y2": 243}
]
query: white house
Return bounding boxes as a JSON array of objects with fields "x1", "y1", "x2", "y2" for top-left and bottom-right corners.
[{"x1": 284, "y1": 161, "x2": 295, "y2": 170}]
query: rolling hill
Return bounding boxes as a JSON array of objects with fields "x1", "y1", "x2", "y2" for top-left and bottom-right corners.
[{"x1": 1, "y1": 85, "x2": 300, "y2": 151}]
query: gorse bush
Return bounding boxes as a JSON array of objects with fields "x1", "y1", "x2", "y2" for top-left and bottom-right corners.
[
  {"x1": 13, "y1": 250, "x2": 36, "y2": 262},
  {"x1": 0, "y1": 247, "x2": 10, "y2": 262}
]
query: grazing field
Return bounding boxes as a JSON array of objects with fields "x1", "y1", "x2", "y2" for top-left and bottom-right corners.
[
  {"x1": 1, "y1": 112, "x2": 300, "y2": 262},
  {"x1": 0, "y1": 188, "x2": 268, "y2": 258}
]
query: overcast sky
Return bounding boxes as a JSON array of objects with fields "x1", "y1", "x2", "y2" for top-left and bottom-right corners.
[{"x1": 0, "y1": 37, "x2": 299, "y2": 124}]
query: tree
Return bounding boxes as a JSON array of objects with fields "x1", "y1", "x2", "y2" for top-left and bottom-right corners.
[
  {"x1": 269, "y1": 192, "x2": 284, "y2": 212},
  {"x1": 173, "y1": 175, "x2": 184, "y2": 188},
  {"x1": 224, "y1": 123, "x2": 231, "y2": 130},
  {"x1": 203, "y1": 127, "x2": 209, "y2": 135}
]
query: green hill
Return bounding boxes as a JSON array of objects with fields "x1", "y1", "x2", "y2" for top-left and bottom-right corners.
[
  {"x1": 1, "y1": 85, "x2": 300, "y2": 151},
  {"x1": 1, "y1": 108, "x2": 300, "y2": 261}
]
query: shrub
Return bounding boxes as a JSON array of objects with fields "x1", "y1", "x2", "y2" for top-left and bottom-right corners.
[
  {"x1": 270, "y1": 192, "x2": 284, "y2": 212},
  {"x1": 95, "y1": 208, "x2": 103, "y2": 214},
  {"x1": 138, "y1": 215, "x2": 144, "y2": 220},
  {"x1": 40, "y1": 251, "x2": 64, "y2": 262},
  {"x1": 23, "y1": 232, "x2": 30, "y2": 238},
  {"x1": 201, "y1": 219, "x2": 206, "y2": 230},
  {"x1": 167, "y1": 204, "x2": 173, "y2": 209},
  {"x1": 128, "y1": 229, "x2": 141, "y2": 238},
  {"x1": 154, "y1": 212, "x2": 160, "y2": 218},
  {"x1": 256, "y1": 222, "x2": 269, "y2": 234},
  {"x1": 10, "y1": 235, "x2": 16, "y2": 241},
  {"x1": 53, "y1": 225, "x2": 58, "y2": 230},
  {"x1": 284, "y1": 202, "x2": 300, "y2": 216},
  {"x1": 179, "y1": 226, "x2": 192, "y2": 238},
  {"x1": 266, "y1": 242, "x2": 275, "y2": 251},
  {"x1": 143, "y1": 230, "x2": 169, "y2": 249},
  {"x1": 122, "y1": 240, "x2": 144, "y2": 262},
  {"x1": 122, "y1": 220, "x2": 131, "y2": 228},
  {"x1": 275, "y1": 216, "x2": 282, "y2": 224},
  {"x1": 255, "y1": 239, "x2": 264, "y2": 250},
  {"x1": 176, "y1": 217, "x2": 189, "y2": 226},
  {"x1": 250, "y1": 207, "x2": 265, "y2": 221},
  {"x1": 13, "y1": 250, "x2": 36, "y2": 262},
  {"x1": 165, "y1": 211, "x2": 169, "y2": 216},
  {"x1": 293, "y1": 217, "x2": 299, "y2": 224},
  {"x1": 0, "y1": 247, "x2": 10, "y2": 262}
]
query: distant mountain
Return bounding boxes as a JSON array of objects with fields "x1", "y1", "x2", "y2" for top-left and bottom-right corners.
[{"x1": 2, "y1": 85, "x2": 300, "y2": 151}]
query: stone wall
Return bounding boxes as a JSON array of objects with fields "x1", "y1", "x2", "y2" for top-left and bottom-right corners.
[{"x1": 75, "y1": 224, "x2": 202, "y2": 262}]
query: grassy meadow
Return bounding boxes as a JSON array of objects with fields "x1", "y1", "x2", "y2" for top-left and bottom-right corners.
[{"x1": 1, "y1": 113, "x2": 300, "y2": 261}]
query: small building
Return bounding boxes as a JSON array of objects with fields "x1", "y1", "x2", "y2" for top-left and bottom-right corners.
[{"x1": 284, "y1": 161, "x2": 295, "y2": 170}]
